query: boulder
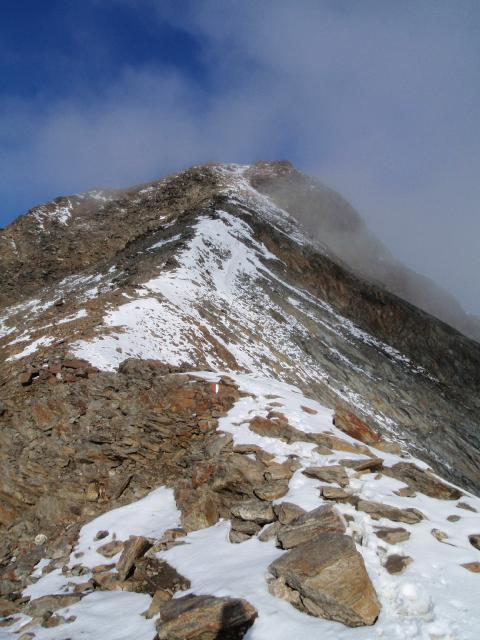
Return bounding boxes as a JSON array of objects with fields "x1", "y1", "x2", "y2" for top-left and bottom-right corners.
[
  {"x1": 355, "y1": 499, "x2": 424, "y2": 524},
  {"x1": 302, "y1": 465, "x2": 349, "y2": 487},
  {"x1": 277, "y1": 504, "x2": 345, "y2": 549},
  {"x1": 383, "y1": 463, "x2": 462, "y2": 500},
  {"x1": 267, "y1": 533, "x2": 380, "y2": 626},
  {"x1": 155, "y1": 594, "x2": 258, "y2": 640}
]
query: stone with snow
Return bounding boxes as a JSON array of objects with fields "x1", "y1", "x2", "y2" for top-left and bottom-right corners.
[{"x1": 267, "y1": 533, "x2": 380, "y2": 627}]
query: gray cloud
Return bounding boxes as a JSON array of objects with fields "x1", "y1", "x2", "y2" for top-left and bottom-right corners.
[{"x1": 2, "y1": 0, "x2": 479, "y2": 315}]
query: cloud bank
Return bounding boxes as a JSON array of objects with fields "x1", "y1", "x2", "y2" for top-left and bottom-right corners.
[{"x1": 1, "y1": 0, "x2": 479, "y2": 315}]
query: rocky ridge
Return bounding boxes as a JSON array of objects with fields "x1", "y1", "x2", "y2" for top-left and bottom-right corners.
[{"x1": 0, "y1": 161, "x2": 480, "y2": 639}]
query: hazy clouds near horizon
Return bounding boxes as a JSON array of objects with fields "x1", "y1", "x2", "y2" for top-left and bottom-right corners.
[{"x1": 1, "y1": 1, "x2": 479, "y2": 315}]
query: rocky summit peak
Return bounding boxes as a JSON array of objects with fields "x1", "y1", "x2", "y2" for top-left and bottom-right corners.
[{"x1": 0, "y1": 162, "x2": 479, "y2": 640}]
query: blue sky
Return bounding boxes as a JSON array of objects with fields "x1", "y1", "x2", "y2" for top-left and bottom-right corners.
[{"x1": 1, "y1": 1, "x2": 479, "y2": 314}]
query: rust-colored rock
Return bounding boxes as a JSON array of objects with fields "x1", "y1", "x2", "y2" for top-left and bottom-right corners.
[{"x1": 334, "y1": 409, "x2": 381, "y2": 445}]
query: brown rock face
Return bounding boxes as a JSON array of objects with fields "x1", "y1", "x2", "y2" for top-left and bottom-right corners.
[
  {"x1": 276, "y1": 504, "x2": 345, "y2": 549},
  {"x1": 155, "y1": 594, "x2": 258, "y2": 640},
  {"x1": 267, "y1": 533, "x2": 380, "y2": 627}
]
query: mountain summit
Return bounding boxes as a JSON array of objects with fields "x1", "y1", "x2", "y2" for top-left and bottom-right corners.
[{"x1": 0, "y1": 162, "x2": 479, "y2": 640}]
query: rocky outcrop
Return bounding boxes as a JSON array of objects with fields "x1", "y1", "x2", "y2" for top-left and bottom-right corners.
[
  {"x1": 267, "y1": 533, "x2": 380, "y2": 627},
  {"x1": 155, "y1": 594, "x2": 258, "y2": 640}
]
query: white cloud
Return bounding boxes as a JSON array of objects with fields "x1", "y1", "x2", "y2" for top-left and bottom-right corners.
[{"x1": 2, "y1": 0, "x2": 479, "y2": 314}]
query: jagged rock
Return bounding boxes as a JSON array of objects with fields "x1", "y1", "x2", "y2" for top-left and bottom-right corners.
[
  {"x1": 273, "y1": 502, "x2": 306, "y2": 525},
  {"x1": 383, "y1": 463, "x2": 462, "y2": 500},
  {"x1": 155, "y1": 594, "x2": 258, "y2": 639},
  {"x1": 267, "y1": 533, "x2": 380, "y2": 626},
  {"x1": 374, "y1": 527, "x2": 410, "y2": 544},
  {"x1": 276, "y1": 504, "x2": 345, "y2": 549},
  {"x1": 468, "y1": 534, "x2": 480, "y2": 551},
  {"x1": 131, "y1": 557, "x2": 190, "y2": 596},
  {"x1": 116, "y1": 535, "x2": 152, "y2": 581},
  {"x1": 355, "y1": 499, "x2": 424, "y2": 524},
  {"x1": 302, "y1": 465, "x2": 349, "y2": 487},
  {"x1": 385, "y1": 554, "x2": 413, "y2": 574}
]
